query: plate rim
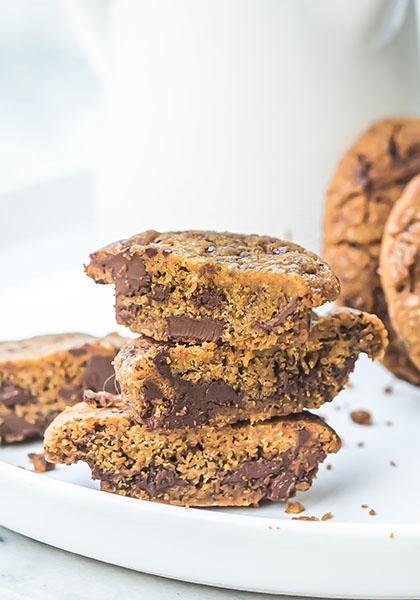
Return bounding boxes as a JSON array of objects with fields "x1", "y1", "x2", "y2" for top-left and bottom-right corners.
[{"x1": 1, "y1": 459, "x2": 418, "y2": 538}]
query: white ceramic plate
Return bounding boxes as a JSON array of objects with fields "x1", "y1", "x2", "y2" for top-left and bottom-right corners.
[{"x1": 1, "y1": 356, "x2": 420, "y2": 599}]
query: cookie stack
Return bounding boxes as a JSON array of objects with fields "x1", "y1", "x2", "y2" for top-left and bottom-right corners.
[{"x1": 44, "y1": 231, "x2": 386, "y2": 507}]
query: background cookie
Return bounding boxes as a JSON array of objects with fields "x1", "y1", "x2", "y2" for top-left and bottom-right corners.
[
  {"x1": 323, "y1": 117, "x2": 420, "y2": 385},
  {"x1": 380, "y1": 175, "x2": 420, "y2": 371}
]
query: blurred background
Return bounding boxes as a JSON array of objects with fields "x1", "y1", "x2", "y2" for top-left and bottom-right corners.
[{"x1": 0, "y1": 0, "x2": 419, "y2": 338}]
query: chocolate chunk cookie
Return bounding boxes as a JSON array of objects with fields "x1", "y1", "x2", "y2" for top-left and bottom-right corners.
[
  {"x1": 115, "y1": 308, "x2": 386, "y2": 429},
  {"x1": 380, "y1": 175, "x2": 420, "y2": 370},
  {"x1": 323, "y1": 117, "x2": 420, "y2": 384},
  {"x1": 0, "y1": 332, "x2": 126, "y2": 443},
  {"x1": 86, "y1": 230, "x2": 339, "y2": 350},
  {"x1": 44, "y1": 395, "x2": 340, "y2": 507}
]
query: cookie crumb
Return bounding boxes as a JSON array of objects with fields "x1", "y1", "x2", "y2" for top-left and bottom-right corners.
[
  {"x1": 369, "y1": 509, "x2": 377, "y2": 516},
  {"x1": 28, "y1": 452, "x2": 55, "y2": 473},
  {"x1": 389, "y1": 460, "x2": 397, "y2": 467},
  {"x1": 350, "y1": 410, "x2": 372, "y2": 425},
  {"x1": 389, "y1": 533, "x2": 395, "y2": 539},
  {"x1": 383, "y1": 385, "x2": 393, "y2": 395},
  {"x1": 285, "y1": 501, "x2": 305, "y2": 514},
  {"x1": 321, "y1": 512, "x2": 333, "y2": 521},
  {"x1": 292, "y1": 516, "x2": 319, "y2": 521},
  {"x1": 326, "y1": 464, "x2": 333, "y2": 471},
  {"x1": 357, "y1": 441, "x2": 365, "y2": 448},
  {"x1": 361, "y1": 504, "x2": 369, "y2": 509}
]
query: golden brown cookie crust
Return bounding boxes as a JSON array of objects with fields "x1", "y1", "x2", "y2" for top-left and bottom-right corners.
[
  {"x1": 380, "y1": 175, "x2": 420, "y2": 370},
  {"x1": 323, "y1": 117, "x2": 420, "y2": 384},
  {"x1": 44, "y1": 396, "x2": 340, "y2": 507},
  {"x1": 86, "y1": 230, "x2": 339, "y2": 350}
]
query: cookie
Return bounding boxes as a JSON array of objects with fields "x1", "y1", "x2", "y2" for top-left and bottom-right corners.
[
  {"x1": 115, "y1": 308, "x2": 386, "y2": 429},
  {"x1": 86, "y1": 230, "x2": 339, "y2": 350},
  {"x1": 0, "y1": 332, "x2": 126, "y2": 443},
  {"x1": 380, "y1": 175, "x2": 420, "y2": 370},
  {"x1": 323, "y1": 117, "x2": 420, "y2": 384},
  {"x1": 44, "y1": 394, "x2": 340, "y2": 507}
]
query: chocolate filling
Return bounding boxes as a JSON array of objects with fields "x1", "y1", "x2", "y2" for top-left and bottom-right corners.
[
  {"x1": 149, "y1": 284, "x2": 172, "y2": 302},
  {"x1": 139, "y1": 351, "x2": 241, "y2": 428},
  {"x1": 0, "y1": 412, "x2": 53, "y2": 443},
  {"x1": 166, "y1": 316, "x2": 224, "y2": 342},
  {"x1": 135, "y1": 466, "x2": 187, "y2": 496},
  {"x1": 81, "y1": 354, "x2": 119, "y2": 394},
  {"x1": 68, "y1": 346, "x2": 88, "y2": 357},
  {"x1": 0, "y1": 381, "x2": 38, "y2": 409},
  {"x1": 102, "y1": 252, "x2": 151, "y2": 296},
  {"x1": 58, "y1": 384, "x2": 83, "y2": 403},
  {"x1": 138, "y1": 348, "x2": 357, "y2": 429},
  {"x1": 59, "y1": 354, "x2": 119, "y2": 402},
  {"x1": 95, "y1": 448, "x2": 326, "y2": 503},
  {"x1": 194, "y1": 287, "x2": 226, "y2": 310},
  {"x1": 221, "y1": 447, "x2": 325, "y2": 502},
  {"x1": 257, "y1": 299, "x2": 300, "y2": 332}
]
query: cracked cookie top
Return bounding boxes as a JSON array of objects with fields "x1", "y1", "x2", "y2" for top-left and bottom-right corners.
[
  {"x1": 380, "y1": 175, "x2": 420, "y2": 370},
  {"x1": 323, "y1": 117, "x2": 420, "y2": 384},
  {"x1": 87, "y1": 230, "x2": 340, "y2": 305}
]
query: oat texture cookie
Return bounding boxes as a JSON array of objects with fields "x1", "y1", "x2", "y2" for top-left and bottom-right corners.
[
  {"x1": 44, "y1": 394, "x2": 340, "y2": 507},
  {"x1": 323, "y1": 117, "x2": 420, "y2": 384},
  {"x1": 380, "y1": 175, "x2": 420, "y2": 371},
  {"x1": 115, "y1": 308, "x2": 386, "y2": 429},
  {"x1": 86, "y1": 230, "x2": 339, "y2": 350},
  {"x1": 0, "y1": 332, "x2": 126, "y2": 443}
]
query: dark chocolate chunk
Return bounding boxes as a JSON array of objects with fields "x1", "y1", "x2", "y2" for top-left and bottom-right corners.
[
  {"x1": 135, "y1": 467, "x2": 186, "y2": 496},
  {"x1": 145, "y1": 247, "x2": 158, "y2": 258},
  {"x1": 0, "y1": 413, "x2": 45, "y2": 442},
  {"x1": 257, "y1": 299, "x2": 299, "y2": 331},
  {"x1": 194, "y1": 287, "x2": 226, "y2": 310},
  {"x1": 265, "y1": 471, "x2": 296, "y2": 501},
  {"x1": 103, "y1": 252, "x2": 150, "y2": 296},
  {"x1": 150, "y1": 284, "x2": 172, "y2": 302},
  {"x1": 222, "y1": 455, "x2": 300, "y2": 502},
  {"x1": 222, "y1": 457, "x2": 289, "y2": 484},
  {"x1": 139, "y1": 352, "x2": 241, "y2": 428},
  {"x1": 68, "y1": 346, "x2": 88, "y2": 357},
  {"x1": 166, "y1": 316, "x2": 224, "y2": 342},
  {"x1": 0, "y1": 381, "x2": 37, "y2": 409},
  {"x1": 81, "y1": 355, "x2": 119, "y2": 394},
  {"x1": 59, "y1": 385, "x2": 82, "y2": 402},
  {"x1": 116, "y1": 303, "x2": 140, "y2": 324},
  {"x1": 222, "y1": 447, "x2": 326, "y2": 503}
]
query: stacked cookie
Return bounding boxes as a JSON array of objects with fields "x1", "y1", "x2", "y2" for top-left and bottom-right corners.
[
  {"x1": 44, "y1": 231, "x2": 387, "y2": 507},
  {"x1": 324, "y1": 117, "x2": 420, "y2": 385},
  {"x1": 0, "y1": 333, "x2": 125, "y2": 443}
]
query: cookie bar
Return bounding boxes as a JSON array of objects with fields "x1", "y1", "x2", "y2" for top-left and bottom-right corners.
[
  {"x1": 323, "y1": 117, "x2": 420, "y2": 384},
  {"x1": 86, "y1": 230, "x2": 339, "y2": 350},
  {"x1": 380, "y1": 175, "x2": 420, "y2": 370},
  {"x1": 44, "y1": 394, "x2": 340, "y2": 507},
  {"x1": 115, "y1": 308, "x2": 386, "y2": 429},
  {"x1": 0, "y1": 333, "x2": 125, "y2": 443}
]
